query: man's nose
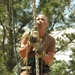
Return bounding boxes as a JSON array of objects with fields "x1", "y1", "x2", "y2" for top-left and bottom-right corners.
[
  {"x1": 37, "y1": 20, "x2": 41, "y2": 24},
  {"x1": 39, "y1": 19, "x2": 42, "y2": 23}
]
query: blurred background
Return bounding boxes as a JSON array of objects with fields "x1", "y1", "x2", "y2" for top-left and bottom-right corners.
[{"x1": 0, "y1": 0, "x2": 75, "y2": 75}]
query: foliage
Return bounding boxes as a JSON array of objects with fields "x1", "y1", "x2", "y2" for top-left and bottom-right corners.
[
  {"x1": 0, "y1": 0, "x2": 75, "y2": 74},
  {"x1": 0, "y1": 51, "x2": 6, "y2": 75},
  {"x1": 37, "y1": 0, "x2": 71, "y2": 31},
  {"x1": 50, "y1": 60, "x2": 68, "y2": 75},
  {"x1": 0, "y1": 50, "x2": 14, "y2": 75},
  {"x1": 67, "y1": 45, "x2": 75, "y2": 75}
]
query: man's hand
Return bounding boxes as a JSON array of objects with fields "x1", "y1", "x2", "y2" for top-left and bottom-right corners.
[
  {"x1": 29, "y1": 31, "x2": 40, "y2": 51},
  {"x1": 38, "y1": 50, "x2": 46, "y2": 58},
  {"x1": 29, "y1": 26, "x2": 46, "y2": 57},
  {"x1": 29, "y1": 26, "x2": 39, "y2": 43},
  {"x1": 29, "y1": 26, "x2": 40, "y2": 51},
  {"x1": 37, "y1": 43, "x2": 46, "y2": 58},
  {"x1": 37, "y1": 43, "x2": 43, "y2": 54},
  {"x1": 29, "y1": 35, "x2": 38, "y2": 43},
  {"x1": 33, "y1": 42, "x2": 40, "y2": 51}
]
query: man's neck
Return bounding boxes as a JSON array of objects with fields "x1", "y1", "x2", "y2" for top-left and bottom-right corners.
[{"x1": 39, "y1": 31, "x2": 45, "y2": 38}]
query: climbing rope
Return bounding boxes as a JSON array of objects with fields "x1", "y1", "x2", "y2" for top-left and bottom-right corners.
[{"x1": 32, "y1": 0, "x2": 40, "y2": 75}]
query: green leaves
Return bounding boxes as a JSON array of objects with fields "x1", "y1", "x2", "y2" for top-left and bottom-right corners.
[
  {"x1": 0, "y1": 0, "x2": 75, "y2": 74},
  {"x1": 50, "y1": 60, "x2": 68, "y2": 75}
]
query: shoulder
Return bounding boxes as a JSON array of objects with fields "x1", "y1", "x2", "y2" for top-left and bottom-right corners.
[
  {"x1": 45, "y1": 33, "x2": 56, "y2": 46},
  {"x1": 46, "y1": 33, "x2": 55, "y2": 42}
]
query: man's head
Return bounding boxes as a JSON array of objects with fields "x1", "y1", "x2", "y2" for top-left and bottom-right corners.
[{"x1": 36, "y1": 14, "x2": 48, "y2": 37}]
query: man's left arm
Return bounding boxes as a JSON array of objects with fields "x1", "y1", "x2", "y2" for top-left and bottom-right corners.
[{"x1": 42, "y1": 39, "x2": 56, "y2": 65}]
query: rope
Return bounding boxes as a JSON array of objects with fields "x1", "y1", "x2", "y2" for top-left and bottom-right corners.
[
  {"x1": 32, "y1": 0, "x2": 40, "y2": 75},
  {"x1": 32, "y1": 0, "x2": 36, "y2": 25},
  {"x1": 26, "y1": 0, "x2": 43, "y2": 75},
  {"x1": 25, "y1": 39, "x2": 29, "y2": 75}
]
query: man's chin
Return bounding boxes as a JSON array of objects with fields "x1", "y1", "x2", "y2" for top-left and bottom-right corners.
[{"x1": 38, "y1": 26, "x2": 42, "y2": 28}]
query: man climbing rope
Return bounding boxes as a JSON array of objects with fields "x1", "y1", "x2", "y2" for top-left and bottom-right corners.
[{"x1": 18, "y1": 14, "x2": 56, "y2": 75}]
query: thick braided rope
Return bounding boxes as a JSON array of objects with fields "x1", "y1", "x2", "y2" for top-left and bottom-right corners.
[{"x1": 32, "y1": 0, "x2": 40, "y2": 75}]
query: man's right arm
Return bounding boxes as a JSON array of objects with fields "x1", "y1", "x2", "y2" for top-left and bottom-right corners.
[{"x1": 18, "y1": 32, "x2": 31, "y2": 58}]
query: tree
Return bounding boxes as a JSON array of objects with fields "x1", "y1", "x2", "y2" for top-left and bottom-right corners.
[
  {"x1": 0, "y1": 0, "x2": 75, "y2": 74},
  {"x1": 37, "y1": 0, "x2": 71, "y2": 31},
  {"x1": 50, "y1": 60, "x2": 68, "y2": 75},
  {"x1": 0, "y1": 0, "x2": 33, "y2": 74}
]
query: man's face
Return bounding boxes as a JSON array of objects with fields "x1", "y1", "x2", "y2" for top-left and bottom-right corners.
[{"x1": 36, "y1": 15, "x2": 48, "y2": 31}]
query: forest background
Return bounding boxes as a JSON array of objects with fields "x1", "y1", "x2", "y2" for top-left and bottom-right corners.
[{"x1": 0, "y1": 0, "x2": 75, "y2": 75}]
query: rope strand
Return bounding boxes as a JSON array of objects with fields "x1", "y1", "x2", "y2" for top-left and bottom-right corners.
[{"x1": 32, "y1": 0, "x2": 40, "y2": 75}]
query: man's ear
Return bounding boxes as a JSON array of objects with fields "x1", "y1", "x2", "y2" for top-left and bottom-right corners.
[{"x1": 47, "y1": 21, "x2": 49, "y2": 26}]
